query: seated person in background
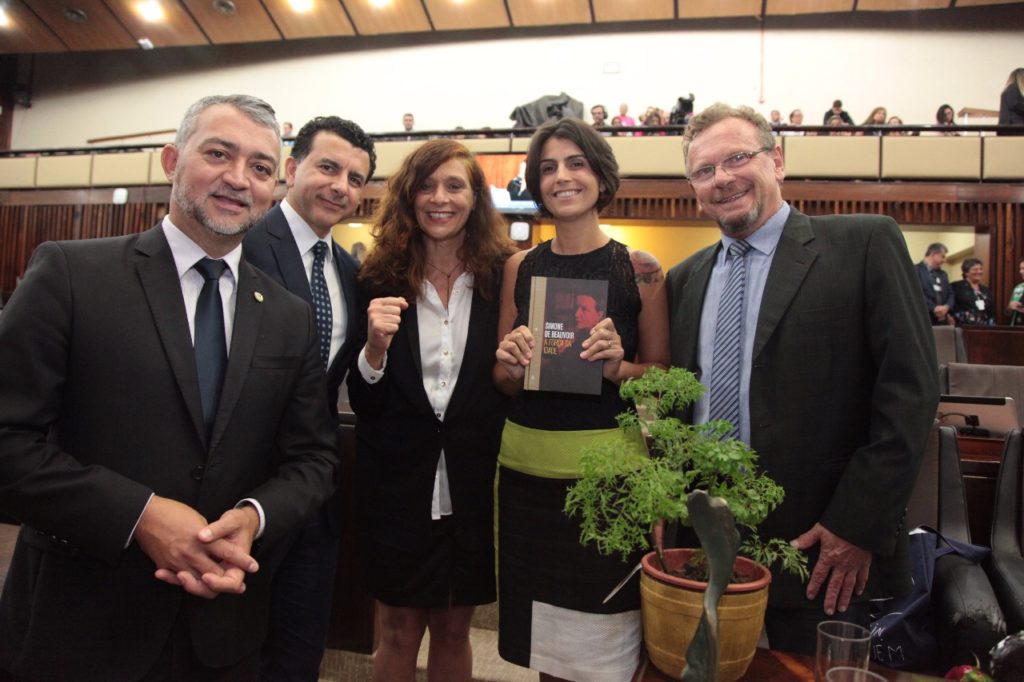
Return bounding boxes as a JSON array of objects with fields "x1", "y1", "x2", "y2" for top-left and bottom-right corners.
[
  {"x1": 1008, "y1": 257, "x2": 1024, "y2": 325},
  {"x1": 951, "y1": 258, "x2": 996, "y2": 326},
  {"x1": 915, "y1": 242, "x2": 955, "y2": 326},
  {"x1": 827, "y1": 114, "x2": 852, "y2": 135},
  {"x1": 999, "y1": 67, "x2": 1024, "y2": 135},
  {"x1": 590, "y1": 104, "x2": 607, "y2": 128},
  {"x1": 886, "y1": 115, "x2": 909, "y2": 135},
  {"x1": 822, "y1": 98, "x2": 854, "y2": 125},
  {"x1": 769, "y1": 109, "x2": 783, "y2": 128},
  {"x1": 618, "y1": 103, "x2": 635, "y2": 127},
  {"x1": 934, "y1": 104, "x2": 960, "y2": 135},
  {"x1": 637, "y1": 109, "x2": 667, "y2": 137},
  {"x1": 781, "y1": 108, "x2": 805, "y2": 136},
  {"x1": 861, "y1": 106, "x2": 887, "y2": 135}
]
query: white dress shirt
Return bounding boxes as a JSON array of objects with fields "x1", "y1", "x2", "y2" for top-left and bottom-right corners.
[
  {"x1": 359, "y1": 272, "x2": 474, "y2": 520},
  {"x1": 280, "y1": 199, "x2": 346, "y2": 367}
]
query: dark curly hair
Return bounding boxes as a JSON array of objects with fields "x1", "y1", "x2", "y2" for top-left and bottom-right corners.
[
  {"x1": 358, "y1": 139, "x2": 514, "y2": 301},
  {"x1": 525, "y1": 117, "x2": 619, "y2": 219},
  {"x1": 292, "y1": 116, "x2": 377, "y2": 179}
]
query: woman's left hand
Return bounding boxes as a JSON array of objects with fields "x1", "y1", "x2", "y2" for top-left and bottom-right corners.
[{"x1": 580, "y1": 317, "x2": 624, "y2": 382}]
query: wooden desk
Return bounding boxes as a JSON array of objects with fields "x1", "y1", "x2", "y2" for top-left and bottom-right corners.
[
  {"x1": 961, "y1": 326, "x2": 1024, "y2": 365},
  {"x1": 634, "y1": 649, "x2": 941, "y2": 681},
  {"x1": 958, "y1": 434, "x2": 1003, "y2": 546}
]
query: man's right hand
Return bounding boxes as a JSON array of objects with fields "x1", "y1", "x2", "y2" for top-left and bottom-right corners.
[
  {"x1": 364, "y1": 296, "x2": 408, "y2": 370},
  {"x1": 134, "y1": 496, "x2": 257, "y2": 599}
]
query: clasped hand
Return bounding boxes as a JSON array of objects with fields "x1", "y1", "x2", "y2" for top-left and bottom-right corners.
[
  {"x1": 135, "y1": 496, "x2": 260, "y2": 599},
  {"x1": 791, "y1": 522, "x2": 872, "y2": 616}
]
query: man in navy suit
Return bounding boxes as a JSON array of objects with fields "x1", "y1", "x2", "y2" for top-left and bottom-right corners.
[
  {"x1": 243, "y1": 116, "x2": 376, "y2": 681},
  {"x1": 0, "y1": 95, "x2": 339, "y2": 681}
]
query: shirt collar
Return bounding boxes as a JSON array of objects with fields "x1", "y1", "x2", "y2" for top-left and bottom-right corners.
[
  {"x1": 161, "y1": 216, "x2": 242, "y2": 282},
  {"x1": 281, "y1": 198, "x2": 332, "y2": 261},
  {"x1": 719, "y1": 201, "x2": 789, "y2": 258}
]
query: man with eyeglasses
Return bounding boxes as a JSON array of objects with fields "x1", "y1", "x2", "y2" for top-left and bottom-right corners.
[{"x1": 666, "y1": 103, "x2": 937, "y2": 655}]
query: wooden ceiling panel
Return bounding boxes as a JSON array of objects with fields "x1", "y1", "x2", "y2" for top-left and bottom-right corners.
[
  {"x1": 342, "y1": 0, "x2": 431, "y2": 35},
  {"x1": 856, "y1": 0, "x2": 949, "y2": 9},
  {"x1": 593, "y1": 0, "x2": 673, "y2": 22},
  {"x1": 22, "y1": 0, "x2": 137, "y2": 50},
  {"x1": 423, "y1": 0, "x2": 509, "y2": 31},
  {"x1": 507, "y1": 0, "x2": 590, "y2": 26},
  {"x1": 679, "y1": 0, "x2": 760, "y2": 18},
  {"x1": 104, "y1": 0, "x2": 208, "y2": 47},
  {"x1": 766, "y1": 0, "x2": 854, "y2": 15},
  {"x1": 180, "y1": 0, "x2": 279, "y2": 43},
  {"x1": 262, "y1": 0, "x2": 354, "y2": 39},
  {"x1": 0, "y1": 0, "x2": 68, "y2": 52},
  {"x1": 954, "y1": 0, "x2": 1022, "y2": 6}
]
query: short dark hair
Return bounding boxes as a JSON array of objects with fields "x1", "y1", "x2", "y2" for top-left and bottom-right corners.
[
  {"x1": 525, "y1": 117, "x2": 619, "y2": 219},
  {"x1": 832, "y1": 99, "x2": 843, "y2": 108},
  {"x1": 292, "y1": 116, "x2": 377, "y2": 179},
  {"x1": 925, "y1": 243, "x2": 948, "y2": 257},
  {"x1": 591, "y1": 105, "x2": 607, "y2": 115},
  {"x1": 961, "y1": 258, "x2": 983, "y2": 275}
]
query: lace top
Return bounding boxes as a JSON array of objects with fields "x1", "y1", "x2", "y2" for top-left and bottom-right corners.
[{"x1": 510, "y1": 239, "x2": 641, "y2": 431}]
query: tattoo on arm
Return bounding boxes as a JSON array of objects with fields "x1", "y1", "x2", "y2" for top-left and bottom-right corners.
[{"x1": 631, "y1": 250, "x2": 665, "y2": 285}]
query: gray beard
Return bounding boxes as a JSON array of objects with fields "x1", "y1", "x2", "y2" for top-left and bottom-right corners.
[
  {"x1": 172, "y1": 182, "x2": 261, "y2": 238},
  {"x1": 716, "y1": 200, "x2": 762, "y2": 238}
]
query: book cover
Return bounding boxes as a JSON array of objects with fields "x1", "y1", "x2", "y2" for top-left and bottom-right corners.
[{"x1": 524, "y1": 276, "x2": 609, "y2": 395}]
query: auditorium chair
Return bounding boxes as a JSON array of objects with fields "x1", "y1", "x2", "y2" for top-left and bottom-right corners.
[
  {"x1": 987, "y1": 430, "x2": 1024, "y2": 633},
  {"x1": 905, "y1": 425, "x2": 1006, "y2": 668},
  {"x1": 941, "y1": 363, "x2": 1024, "y2": 428},
  {"x1": 932, "y1": 326, "x2": 967, "y2": 367}
]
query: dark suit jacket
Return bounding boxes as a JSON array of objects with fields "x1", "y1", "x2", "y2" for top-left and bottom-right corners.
[
  {"x1": 915, "y1": 260, "x2": 954, "y2": 324},
  {"x1": 666, "y1": 209, "x2": 938, "y2": 609},
  {"x1": 243, "y1": 204, "x2": 362, "y2": 411},
  {"x1": 347, "y1": 275, "x2": 507, "y2": 559},
  {"x1": 0, "y1": 226, "x2": 339, "y2": 680}
]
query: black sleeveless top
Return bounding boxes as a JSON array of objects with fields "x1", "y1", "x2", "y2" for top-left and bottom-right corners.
[{"x1": 510, "y1": 239, "x2": 641, "y2": 431}]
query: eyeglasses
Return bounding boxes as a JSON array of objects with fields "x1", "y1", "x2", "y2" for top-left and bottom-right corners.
[{"x1": 688, "y1": 147, "x2": 774, "y2": 186}]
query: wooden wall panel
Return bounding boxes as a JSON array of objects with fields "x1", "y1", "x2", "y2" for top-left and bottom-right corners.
[
  {"x1": 342, "y1": 0, "x2": 431, "y2": 35},
  {"x1": 423, "y1": 0, "x2": 509, "y2": 31},
  {"x1": 593, "y1": 0, "x2": 673, "y2": 22},
  {"x1": 856, "y1": 0, "x2": 949, "y2": 9},
  {"x1": 679, "y1": 0, "x2": 760, "y2": 18},
  {"x1": 179, "y1": 0, "x2": 280, "y2": 44},
  {"x1": 262, "y1": 0, "x2": 355, "y2": 39},
  {"x1": 104, "y1": 0, "x2": 208, "y2": 47},
  {"x1": 506, "y1": 0, "x2": 591, "y2": 26},
  {"x1": 0, "y1": 0, "x2": 67, "y2": 53},
  {"x1": 766, "y1": 0, "x2": 853, "y2": 14}
]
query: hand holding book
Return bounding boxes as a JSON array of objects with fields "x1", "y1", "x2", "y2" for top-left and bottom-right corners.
[
  {"x1": 496, "y1": 325, "x2": 535, "y2": 383},
  {"x1": 579, "y1": 317, "x2": 625, "y2": 384}
]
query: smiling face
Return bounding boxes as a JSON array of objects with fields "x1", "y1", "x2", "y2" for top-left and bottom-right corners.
[
  {"x1": 286, "y1": 131, "x2": 370, "y2": 238},
  {"x1": 414, "y1": 157, "x2": 473, "y2": 248},
  {"x1": 163, "y1": 103, "x2": 279, "y2": 247},
  {"x1": 966, "y1": 263, "x2": 984, "y2": 285},
  {"x1": 537, "y1": 137, "x2": 602, "y2": 223},
  {"x1": 686, "y1": 117, "x2": 784, "y2": 239}
]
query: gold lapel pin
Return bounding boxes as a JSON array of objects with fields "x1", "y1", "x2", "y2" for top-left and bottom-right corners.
[{"x1": 254, "y1": 291, "x2": 264, "y2": 303}]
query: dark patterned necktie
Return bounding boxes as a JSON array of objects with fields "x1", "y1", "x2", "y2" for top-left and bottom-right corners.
[
  {"x1": 311, "y1": 241, "x2": 332, "y2": 369},
  {"x1": 708, "y1": 240, "x2": 752, "y2": 439},
  {"x1": 193, "y1": 258, "x2": 228, "y2": 438}
]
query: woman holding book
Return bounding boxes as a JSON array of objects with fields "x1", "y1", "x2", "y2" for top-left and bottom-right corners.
[
  {"x1": 349, "y1": 139, "x2": 514, "y2": 682},
  {"x1": 493, "y1": 117, "x2": 670, "y2": 682}
]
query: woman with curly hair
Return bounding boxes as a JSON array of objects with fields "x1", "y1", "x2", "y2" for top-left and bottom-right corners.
[
  {"x1": 493, "y1": 117, "x2": 670, "y2": 681},
  {"x1": 350, "y1": 139, "x2": 514, "y2": 682}
]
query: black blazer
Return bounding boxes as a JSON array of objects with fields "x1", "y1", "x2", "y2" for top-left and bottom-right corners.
[
  {"x1": 244, "y1": 203, "x2": 362, "y2": 411},
  {"x1": 0, "y1": 226, "x2": 338, "y2": 680},
  {"x1": 347, "y1": 274, "x2": 507, "y2": 555},
  {"x1": 915, "y1": 260, "x2": 954, "y2": 324},
  {"x1": 667, "y1": 210, "x2": 938, "y2": 609},
  {"x1": 950, "y1": 279, "x2": 995, "y2": 325}
]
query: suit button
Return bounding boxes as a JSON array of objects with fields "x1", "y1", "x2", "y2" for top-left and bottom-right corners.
[{"x1": 191, "y1": 465, "x2": 204, "y2": 481}]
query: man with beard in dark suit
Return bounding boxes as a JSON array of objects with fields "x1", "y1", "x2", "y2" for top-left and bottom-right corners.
[{"x1": 0, "y1": 94, "x2": 338, "y2": 681}]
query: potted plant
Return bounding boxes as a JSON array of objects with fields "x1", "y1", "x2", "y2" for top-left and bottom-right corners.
[{"x1": 565, "y1": 366, "x2": 807, "y2": 681}]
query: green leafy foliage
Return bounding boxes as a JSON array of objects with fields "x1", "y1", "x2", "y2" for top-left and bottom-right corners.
[{"x1": 564, "y1": 366, "x2": 808, "y2": 579}]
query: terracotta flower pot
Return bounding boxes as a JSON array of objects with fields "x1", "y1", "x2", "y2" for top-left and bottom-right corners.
[{"x1": 640, "y1": 548, "x2": 771, "y2": 681}]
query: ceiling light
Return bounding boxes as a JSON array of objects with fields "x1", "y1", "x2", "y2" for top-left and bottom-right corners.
[
  {"x1": 348, "y1": 222, "x2": 365, "y2": 228},
  {"x1": 137, "y1": 36, "x2": 154, "y2": 49},
  {"x1": 288, "y1": 0, "x2": 313, "y2": 11},
  {"x1": 369, "y1": 0, "x2": 391, "y2": 8},
  {"x1": 63, "y1": 7, "x2": 88, "y2": 23},
  {"x1": 212, "y1": 0, "x2": 236, "y2": 15},
  {"x1": 136, "y1": 0, "x2": 164, "y2": 22},
  {"x1": 0, "y1": 8, "x2": 10, "y2": 27}
]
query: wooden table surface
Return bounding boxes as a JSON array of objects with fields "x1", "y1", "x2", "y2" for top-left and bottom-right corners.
[{"x1": 633, "y1": 648, "x2": 943, "y2": 681}]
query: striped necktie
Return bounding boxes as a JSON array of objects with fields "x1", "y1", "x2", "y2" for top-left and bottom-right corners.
[
  {"x1": 311, "y1": 241, "x2": 332, "y2": 369},
  {"x1": 707, "y1": 240, "x2": 752, "y2": 439}
]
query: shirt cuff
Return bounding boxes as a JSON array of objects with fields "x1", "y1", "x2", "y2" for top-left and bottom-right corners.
[
  {"x1": 236, "y1": 498, "x2": 266, "y2": 539},
  {"x1": 358, "y1": 346, "x2": 387, "y2": 383},
  {"x1": 126, "y1": 493, "x2": 155, "y2": 549}
]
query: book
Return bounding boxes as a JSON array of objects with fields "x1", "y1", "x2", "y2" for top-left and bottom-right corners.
[{"x1": 524, "y1": 275, "x2": 609, "y2": 395}]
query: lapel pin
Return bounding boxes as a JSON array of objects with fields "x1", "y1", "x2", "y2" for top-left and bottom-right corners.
[{"x1": 254, "y1": 291, "x2": 264, "y2": 302}]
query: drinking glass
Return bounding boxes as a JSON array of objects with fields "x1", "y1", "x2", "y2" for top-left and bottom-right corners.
[
  {"x1": 814, "y1": 620, "x2": 872, "y2": 682},
  {"x1": 825, "y1": 666, "x2": 888, "y2": 682}
]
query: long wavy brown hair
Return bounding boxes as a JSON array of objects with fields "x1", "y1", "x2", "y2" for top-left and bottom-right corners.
[{"x1": 359, "y1": 139, "x2": 514, "y2": 301}]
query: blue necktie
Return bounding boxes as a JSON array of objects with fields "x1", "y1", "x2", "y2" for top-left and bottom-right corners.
[
  {"x1": 708, "y1": 240, "x2": 752, "y2": 439},
  {"x1": 193, "y1": 258, "x2": 228, "y2": 439},
  {"x1": 311, "y1": 241, "x2": 332, "y2": 369}
]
